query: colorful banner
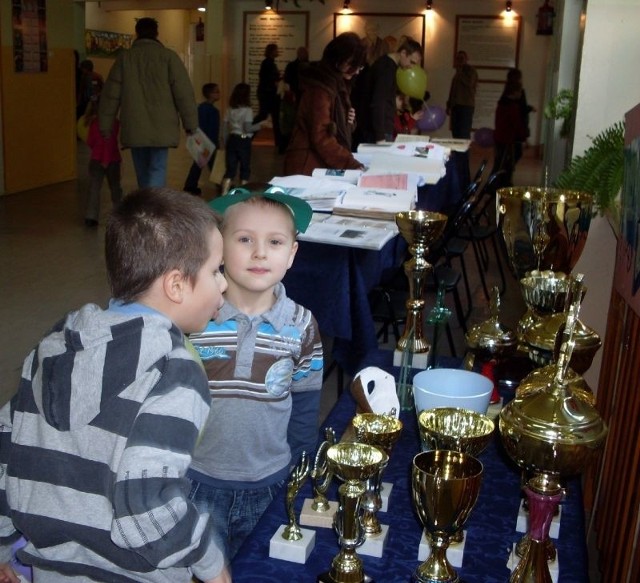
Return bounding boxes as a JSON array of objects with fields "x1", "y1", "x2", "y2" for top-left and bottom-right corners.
[
  {"x1": 12, "y1": 0, "x2": 48, "y2": 73},
  {"x1": 85, "y1": 29, "x2": 133, "y2": 59}
]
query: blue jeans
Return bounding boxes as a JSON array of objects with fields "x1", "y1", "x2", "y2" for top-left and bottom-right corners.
[
  {"x1": 130, "y1": 147, "x2": 168, "y2": 188},
  {"x1": 189, "y1": 479, "x2": 284, "y2": 560}
]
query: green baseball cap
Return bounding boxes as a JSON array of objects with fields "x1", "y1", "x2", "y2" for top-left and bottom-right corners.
[{"x1": 209, "y1": 186, "x2": 313, "y2": 233}]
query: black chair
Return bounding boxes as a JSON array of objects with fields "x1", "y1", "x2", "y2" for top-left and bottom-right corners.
[{"x1": 453, "y1": 170, "x2": 510, "y2": 299}]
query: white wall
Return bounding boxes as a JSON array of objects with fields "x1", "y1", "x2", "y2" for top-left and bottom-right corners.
[{"x1": 572, "y1": 0, "x2": 640, "y2": 392}]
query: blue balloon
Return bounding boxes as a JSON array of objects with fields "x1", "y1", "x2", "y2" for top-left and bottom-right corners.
[
  {"x1": 417, "y1": 105, "x2": 446, "y2": 132},
  {"x1": 474, "y1": 127, "x2": 495, "y2": 148}
]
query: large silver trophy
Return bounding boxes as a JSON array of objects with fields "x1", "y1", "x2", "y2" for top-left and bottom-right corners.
[{"x1": 497, "y1": 186, "x2": 601, "y2": 372}]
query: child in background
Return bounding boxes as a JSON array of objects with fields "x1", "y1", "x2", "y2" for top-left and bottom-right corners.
[
  {"x1": 393, "y1": 91, "x2": 422, "y2": 138},
  {"x1": 220, "y1": 83, "x2": 264, "y2": 195},
  {"x1": 0, "y1": 188, "x2": 230, "y2": 583},
  {"x1": 184, "y1": 82, "x2": 221, "y2": 196},
  {"x1": 188, "y1": 186, "x2": 324, "y2": 560},
  {"x1": 84, "y1": 96, "x2": 123, "y2": 227}
]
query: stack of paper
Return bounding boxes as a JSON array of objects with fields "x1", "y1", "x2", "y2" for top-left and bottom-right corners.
[
  {"x1": 268, "y1": 175, "x2": 347, "y2": 212},
  {"x1": 332, "y1": 173, "x2": 416, "y2": 220},
  {"x1": 297, "y1": 213, "x2": 398, "y2": 250}
]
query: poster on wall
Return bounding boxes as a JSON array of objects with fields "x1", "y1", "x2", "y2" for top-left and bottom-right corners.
[
  {"x1": 455, "y1": 15, "x2": 521, "y2": 70},
  {"x1": 333, "y1": 12, "x2": 425, "y2": 62},
  {"x1": 85, "y1": 29, "x2": 133, "y2": 58},
  {"x1": 473, "y1": 80, "x2": 503, "y2": 130},
  {"x1": 12, "y1": 0, "x2": 48, "y2": 73},
  {"x1": 615, "y1": 102, "x2": 640, "y2": 316},
  {"x1": 243, "y1": 11, "x2": 309, "y2": 95}
]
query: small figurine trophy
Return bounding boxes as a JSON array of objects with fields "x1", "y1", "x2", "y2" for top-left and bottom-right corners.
[
  {"x1": 301, "y1": 428, "x2": 339, "y2": 528},
  {"x1": 269, "y1": 452, "x2": 316, "y2": 564}
]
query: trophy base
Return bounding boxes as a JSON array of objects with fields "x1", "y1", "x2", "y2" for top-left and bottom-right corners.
[
  {"x1": 300, "y1": 498, "x2": 339, "y2": 528},
  {"x1": 508, "y1": 542, "x2": 559, "y2": 583},
  {"x1": 418, "y1": 530, "x2": 466, "y2": 567},
  {"x1": 380, "y1": 481, "x2": 393, "y2": 512},
  {"x1": 394, "y1": 349, "x2": 430, "y2": 370},
  {"x1": 516, "y1": 499, "x2": 561, "y2": 538},
  {"x1": 359, "y1": 523, "x2": 390, "y2": 558},
  {"x1": 318, "y1": 573, "x2": 374, "y2": 583},
  {"x1": 269, "y1": 524, "x2": 316, "y2": 564}
]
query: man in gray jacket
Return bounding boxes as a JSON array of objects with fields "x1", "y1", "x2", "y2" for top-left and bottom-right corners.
[{"x1": 99, "y1": 18, "x2": 198, "y2": 188}]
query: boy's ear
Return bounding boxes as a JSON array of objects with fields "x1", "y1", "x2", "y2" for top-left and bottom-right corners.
[
  {"x1": 163, "y1": 269, "x2": 187, "y2": 303},
  {"x1": 286, "y1": 240, "x2": 299, "y2": 270}
]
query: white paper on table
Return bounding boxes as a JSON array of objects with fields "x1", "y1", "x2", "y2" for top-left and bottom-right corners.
[
  {"x1": 297, "y1": 214, "x2": 398, "y2": 250},
  {"x1": 310, "y1": 168, "x2": 364, "y2": 184},
  {"x1": 366, "y1": 154, "x2": 446, "y2": 185},
  {"x1": 269, "y1": 175, "x2": 353, "y2": 212}
]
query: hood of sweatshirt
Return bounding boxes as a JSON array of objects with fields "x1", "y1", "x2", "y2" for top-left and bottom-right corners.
[{"x1": 27, "y1": 303, "x2": 180, "y2": 431}]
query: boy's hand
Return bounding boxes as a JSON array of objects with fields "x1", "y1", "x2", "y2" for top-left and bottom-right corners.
[
  {"x1": 0, "y1": 563, "x2": 19, "y2": 583},
  {"x1": 202, "y1": 565, "x2": 232, "y2": 583}
]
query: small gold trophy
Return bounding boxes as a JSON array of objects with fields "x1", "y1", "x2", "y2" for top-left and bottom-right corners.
[
  {"x1": 393, "y1": 210, "x2": 448, "y2": 370},
  {"x1": 269, "y1": 452, "x2": 316, "y2": 563},
  {"x1": 317, "y1": 442, "x2": 387, "y2": 583},
  {"x1": 351, "y1": 413, "x2": 403, "y2": 557},
  {"x1": 411, "y1": 449, "x2": 484, "y2": 583},
  {"x1": 300, "y1": 427, "x2": 339, "y2": 528}
]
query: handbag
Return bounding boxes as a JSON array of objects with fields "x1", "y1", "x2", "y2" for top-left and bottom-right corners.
[
  {"x1": 186, "y1": 128, "x2": 215, "y2": 168},
  {"x1": 209, "y1": 150, "x2": 226, "y2": 184}
]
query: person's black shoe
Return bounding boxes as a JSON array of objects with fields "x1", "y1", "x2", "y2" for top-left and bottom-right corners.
[{"x1": 84, "y1": 218, "x2": 98, "y2": 228}]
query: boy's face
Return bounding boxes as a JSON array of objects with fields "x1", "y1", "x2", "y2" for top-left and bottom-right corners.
[
  {"x1": 222, "y1": 202, "x2": 298, "y2": 299},
  {"x1": 178, "y1": 227, "x2": 226, "y2": 333},
  {"x1": 399, "y1": 50, "x2": 422, "y2": 70},
  {"x1": 208, "y1": 87, "x2": 220, "y2": 103}
]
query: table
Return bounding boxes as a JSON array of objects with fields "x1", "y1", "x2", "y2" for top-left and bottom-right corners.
[
  {"x1": 231, "y1": 359, "x2": 590, "y2": 582},
  {"x1": 283, "y1": 238, "x2": 406, "y2": 374},
  {"x1": 418, "y1": 151, "x2": 471, "y2": 213}
]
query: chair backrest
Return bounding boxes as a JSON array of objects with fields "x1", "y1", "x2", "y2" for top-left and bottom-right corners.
[
  {"x1": 471, "y1": 159, "x2": 488, "y2": 184},
  {"x1": 469, "y1": 169, "x2": 509, "y2": 225}
]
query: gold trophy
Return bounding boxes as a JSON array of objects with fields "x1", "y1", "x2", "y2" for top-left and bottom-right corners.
[
  {"x1": 301, "y1": 427, "x2": 339, "y2": 528},
  {"x1": 499, "y1": 277, "x2": 608, "y2": 582},
  {"x1": 318, "y1": 442, "x2": 387, "y2": 583},
  {"x1": 497, "y1": 186, "x2": 601, "y2": 372},
  {"x1": 416, "y1": 407, "x2": 493, "y2": 556},
  {"x1": 351, "y1": 413, "x2": 403, "y2": 557},
  {"x1": 269, "y1": 452, "x2": 316, "y2": 563},
  {"x1": 411, "y1": 449, "x2": 484, "y2": 583},
  {"x1": 394, "y1": 211, "x2": 448, "y2": 369}
]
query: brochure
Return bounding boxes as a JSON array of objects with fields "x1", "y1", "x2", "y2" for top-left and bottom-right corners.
[{"x1": 297, "y1": 214, "x2": 398, "y2": 250}]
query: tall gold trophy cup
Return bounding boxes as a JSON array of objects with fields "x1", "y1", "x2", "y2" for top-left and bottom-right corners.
[
  {"x1": 497, "y1": 187, "x2": 601, "y2": 372},
  {"x1": 499, "y1": 278, "x2": 608, "y2": 582},
  {"x1": 411, "y1": 450, "x2": 483, "y2": 583},
  {"x1": 394, "y1": 211, "x2": 448, "y2": 369},
  {"x1": 318, "y1": 442, "x2": 387, "y2": 583},
  {"x1": 352, "y1": 413, "x2": 403, "y2": 548}
]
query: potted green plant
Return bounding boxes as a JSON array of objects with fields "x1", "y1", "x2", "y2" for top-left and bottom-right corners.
[{"x1": 555, "y1": 121, "x2": 624, "y2": 232}]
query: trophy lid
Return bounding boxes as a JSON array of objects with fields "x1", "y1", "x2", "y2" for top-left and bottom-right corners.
[
  {"x1": 516, "y1": 363, "x2": 595, "y2": 406},
  {"x1": 499, "y1": 276, "x2": 607, "y2": 478},
  {"x1": 465, "y1": 287, "x2": 517, "y2": 356}
]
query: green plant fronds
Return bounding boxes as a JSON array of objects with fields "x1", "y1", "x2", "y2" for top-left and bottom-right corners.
[{"x1": 555, "y1": 121, "x2": 624, "y2": 215}]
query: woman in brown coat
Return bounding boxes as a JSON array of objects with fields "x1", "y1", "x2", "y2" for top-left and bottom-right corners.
[{"x1": 283, "y1": 32, "x2": 366, "y2": 176}]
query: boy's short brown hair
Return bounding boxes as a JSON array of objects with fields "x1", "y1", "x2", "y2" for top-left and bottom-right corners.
[{"x1": 105, "y1": 188, "x2": 221, "y2": 302}]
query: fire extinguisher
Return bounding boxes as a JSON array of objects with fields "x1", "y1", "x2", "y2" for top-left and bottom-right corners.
[
  {"x1": 195, "y1": 17, "x2": 205, "y2": 42},
  {"x1": 536, "y1": 0, "x2": 555, "y2": 36}
]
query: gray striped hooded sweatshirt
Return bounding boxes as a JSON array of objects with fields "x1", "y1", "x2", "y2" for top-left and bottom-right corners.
[{"x1": 0, "y1": 303, "x2": 224, "y2": 582}]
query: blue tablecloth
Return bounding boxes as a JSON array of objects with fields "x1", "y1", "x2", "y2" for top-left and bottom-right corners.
[
  {"x1": 283, "y1": 238, "x2": 406, "y2": 373},
  {"x1": 230, "y1": 355, "x2": 589, "y2": 582},
  {"x1": 418, "y1": 151, "x2": 471, "y2": 213}
]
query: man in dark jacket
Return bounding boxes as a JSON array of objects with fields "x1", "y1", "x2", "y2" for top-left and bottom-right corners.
[{"x1": 99, "y1": 18, "x2": 198, "y2": 188}]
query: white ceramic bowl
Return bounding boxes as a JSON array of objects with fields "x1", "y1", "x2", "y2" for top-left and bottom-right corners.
[{"x1": 412, "y1": 368, "x2": 493, "y2": 414}]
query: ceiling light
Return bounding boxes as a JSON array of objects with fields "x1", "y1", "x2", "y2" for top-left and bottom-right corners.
[
  {"x1": 506, "y1": 1, "x2": 513, "y2": 12},
  {"x1": 426, "y1": 0, "x2": 433, "y2": 10},
  {"x1": 265, "y1": 1, "x2": 273, "y2": 10}
]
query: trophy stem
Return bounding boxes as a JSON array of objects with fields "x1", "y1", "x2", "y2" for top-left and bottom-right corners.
[
  {"x1": 414, "y1": 532, "x2": 459, "y2": 583},
  {"x1": 510, "y1": 483, "x2": 563, "y2": 583},
  {"x1": 320, "y1": 480, "x2": 367, "y2": 583},
  {"x1": 360, "y1": 460, "x2": 388, "y2": 536},
  {"x1": 397, "y1": 254, "x2": 432, "y2": 354}
]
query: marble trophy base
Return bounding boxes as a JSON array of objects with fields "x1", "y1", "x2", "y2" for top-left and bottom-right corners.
[
  {"x1": 516, "y1": 499, "x2": 562, "y2": 538},
  {"x1": 318, "y1": 573, "x2": 374, "y2": 583},
  {"x1": 508, "y1": 543, "x2": 559, "y2": 583},
  {"x1": 269, "y1": 524, "x2": 316, "y2": 564},
  {"x1": 300, "y1": 498, "x2": 339, "y2": 528},
  {"x1": 380, "y1": 481, "x2": 392, "y2": 512},
  {"x1": 418, "y1": 530, "x2": 466, "y2": 566},
  {"x1": 393, "y1": 349, "x2": 429, "y2": 369},
  {"x1": 359, "y1": 524, "x2": 390, "y2": 558}
]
